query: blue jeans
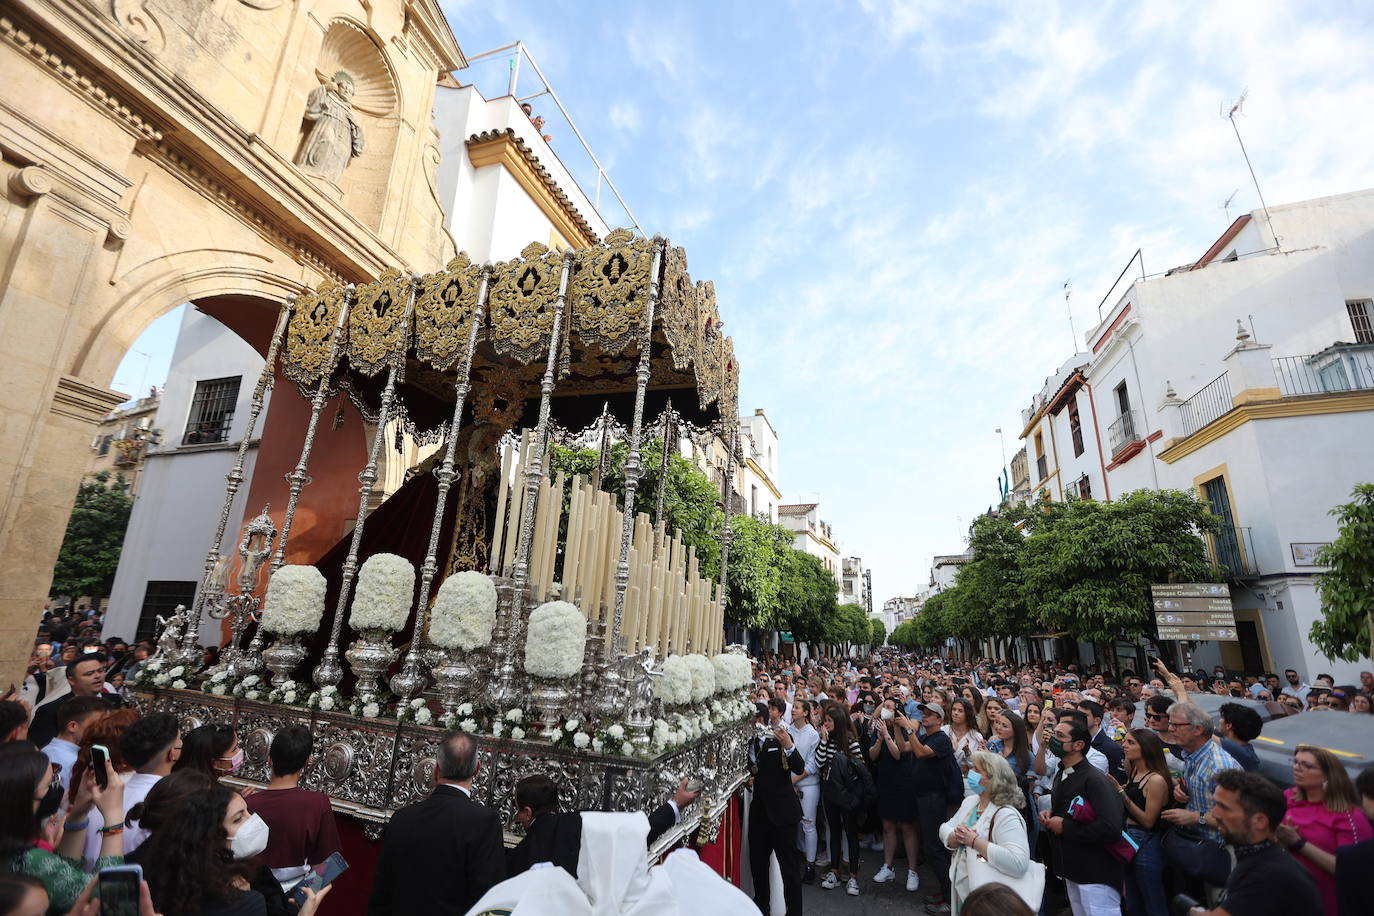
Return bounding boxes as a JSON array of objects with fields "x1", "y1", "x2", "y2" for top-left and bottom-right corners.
[{"x1": 1124, "y1": 827, "x2": 1167, "y2": 916}]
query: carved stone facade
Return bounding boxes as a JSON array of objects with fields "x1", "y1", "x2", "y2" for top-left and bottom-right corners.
[{"x1": 0, "y1": 0, "x2": 464, "y2": 688}]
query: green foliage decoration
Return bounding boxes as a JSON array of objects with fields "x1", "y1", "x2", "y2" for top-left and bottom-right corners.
[
  {"x1": 50, "y1": 471, "x2": 134, "y2": 600},
  {"x1": 1310, "y1": 483, "x2": 1374, "y2": 662}
]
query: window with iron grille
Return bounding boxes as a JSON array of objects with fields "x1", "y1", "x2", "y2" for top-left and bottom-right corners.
[
  {"x1": 1347, "y1": 299, "x2": 1374, "y2": 344},
  {"x1": 1074, "y1": 473, "x2": 1092, "y2": 500},
  {"x1": 182, "y1": 376, "x2": 241, "y2": 445},
  {"x1": 96, "y1": 435, "x2": 112, "y2": 456},
  {"x1": 134, "y1": 580, "x2": 196, "y2": 643},
  {"x1": 1067, "y1": 397, "x2": 1085, "y2": 457}
]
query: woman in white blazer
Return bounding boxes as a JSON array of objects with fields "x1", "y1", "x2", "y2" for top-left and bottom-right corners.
[{"x1": 938, "y1": 750, "x2": 1031, "y2": 915}]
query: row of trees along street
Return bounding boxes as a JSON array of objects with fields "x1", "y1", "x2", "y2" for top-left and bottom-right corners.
[{"x1": 888, "y1": 484, "x2": 1374, "y2": 668}]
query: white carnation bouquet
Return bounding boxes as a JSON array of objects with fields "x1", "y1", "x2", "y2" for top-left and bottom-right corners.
[
  {"x1": 711, "y1": 652, "x2": 751, "y2": 693},
  {"x1": 396, "y1": 697, "x2": 435, "y2": 726},
  {"x1": 349, "y1": 553, "x2": 416, "y2": 632},
  {"x1": 428, "y1": 571, "x2": 498, "y2": 651},
  {"x1": 522, "y1": 601, "x2": 586, "y2": 679},
  {"x1": 654, "y1": 655, "x2": 692, "y2": 706},
  {"x1": 268, "y1": 678, "x2": 305, "y2": 706},
  {"x1": 684, "y1": 653, "x2": 716, "y2": 703},
  {"x1": 261, "y1": 565, "x2": 327, "y2": 636},
  {"x1": 232, "y1": 673, "x2": 264, "y2": 701},
  {"x1": 306, "y1": 686, "x2": 340, "y2": 712}
]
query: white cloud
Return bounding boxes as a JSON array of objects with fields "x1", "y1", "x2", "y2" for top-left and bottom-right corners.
[{"x1": 608, "y1": 101, "x2": 641, "y2": 133}]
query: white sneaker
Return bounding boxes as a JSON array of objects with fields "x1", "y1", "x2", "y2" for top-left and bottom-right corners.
[
  {"x1": 846, "y1": 877, "x2": 860, "y2": 896},
  {"x1": 873, "y1": 864, "x2": 896, "y2": 883},
  {"x1": 906, "y1": 869, "x2": 920, "y2": 892},
  {"x1": 820, "y1": 871, "x2": 840, "y2": 889}
]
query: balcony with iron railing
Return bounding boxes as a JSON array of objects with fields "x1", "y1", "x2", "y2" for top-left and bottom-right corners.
[
  {"x1": 1107, "y1": 409, "x2": 1143, "y2": 454},
  {"x1": 1204, "y1": 524, "x2": 1258, "y2": 579},
  {"x1": 1179, "y1": 372, "x2": 1233, "y2": 436}
]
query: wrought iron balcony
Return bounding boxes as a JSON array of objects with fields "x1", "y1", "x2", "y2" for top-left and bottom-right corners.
[
  {"x1": 1273, "y1": 344, "x2": 1374, "y2": 396},
  {"x1": 1179, "y1": 372, "x2": 1232, "y2": 437},
  {"x1": 1107, "y1": 410, "x2": 1143, "y2": 454},
  {"x1": 1205, "y1": 524, "x2": 1258, "y2": 579}
]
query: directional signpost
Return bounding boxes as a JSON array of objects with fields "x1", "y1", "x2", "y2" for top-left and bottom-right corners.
[{"x1": 1151, "y1": 583, "x2": 1237, "y2": 641}]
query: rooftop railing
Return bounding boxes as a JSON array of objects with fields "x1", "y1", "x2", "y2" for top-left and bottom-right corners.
[
  {"x1": 462, "y1": 42, "x2": 641, "y2": 234},
  {"x1": 1273, "y1": 345, "x2": 1374, "y2": 397}
]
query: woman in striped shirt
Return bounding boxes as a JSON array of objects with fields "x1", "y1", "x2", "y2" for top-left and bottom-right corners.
[{"x1": 817, "y1": 704, "x2": 866, "y2": 896}]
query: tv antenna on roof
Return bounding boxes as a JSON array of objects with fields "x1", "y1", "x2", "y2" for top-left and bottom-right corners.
[
  {"x1": 1221, "y1": 89, "x2": 1280, "y2": 251},
  {"x1": 1221, "y1": 189, "x2": 1239, "y2": 224}
]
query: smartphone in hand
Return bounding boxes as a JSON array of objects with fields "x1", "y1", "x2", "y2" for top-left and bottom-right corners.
[
  {"x1": 98, "y1": 864, "x2": 143, "y2": 916},
  {"x1": 91, "y1": 744, "x2": 110, "y2": 791},
  {"x1": 289, "y1": 853, "x2": 348, "y2": 907}
]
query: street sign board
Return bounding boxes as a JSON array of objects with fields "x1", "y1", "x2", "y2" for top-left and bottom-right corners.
[{"x1": 1151, "y1": 583, "x2": 1237, "y2": 641}]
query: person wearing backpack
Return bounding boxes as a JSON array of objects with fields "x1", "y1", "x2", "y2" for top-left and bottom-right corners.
[{"x1": 817, "y1": 705, "x2": 870, "y2": 896}]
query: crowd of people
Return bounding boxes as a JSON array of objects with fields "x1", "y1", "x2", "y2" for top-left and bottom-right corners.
[
  {"x1": 5, "y1": 608, "x2": 1373, "y2": 916},
  {"x1": 743, "y1": 650, "x2": 1374, "y2": 916}
]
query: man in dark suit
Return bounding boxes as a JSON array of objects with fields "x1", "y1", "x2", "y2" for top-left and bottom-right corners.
[
  {"x1": 1080, "y1": 699, "x2": 1126, "y2": 784},
  {"x1": 748, "y1": 697, "x2": 804, "y2": 916},
  {"x1": 647, "y1": 776, "x2": 704, "y2": 846},
  {"x1": 28, "y1": 654, "x2": 119, "y2": 749},
  {"x1": 368, "y1": 730, "x2": 506, "y2": 915},
  {"x1": 506, "y1": 773, "x2": 582, "y2": 878},
  {"x1": 1040, "y1": 717, "x2": 1126, "y2": 915}
]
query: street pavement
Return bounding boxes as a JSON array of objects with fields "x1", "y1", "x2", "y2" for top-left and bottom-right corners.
[{"x1": 796, "y1": 854, "x2": 943, "y2": 915}]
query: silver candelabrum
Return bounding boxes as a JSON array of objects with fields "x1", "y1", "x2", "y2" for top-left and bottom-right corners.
[{"x1": 205, "y1": 506, "x2": 277, "y2": 679}]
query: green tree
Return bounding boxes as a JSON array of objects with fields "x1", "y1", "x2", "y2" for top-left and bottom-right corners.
[
  {"x1": 1020, "y1": 489, "x2": 1220, "y2": 642},
  {"x1": 50, "y1": 471, "x2": 133, "y2": 600},
  {"x1": 1310, "y1": 483, "x2": 1374, "y2": 662},
  {"x1": 869, "y1": 616, "x2": 887, "y2": 647},
  {"x1": 778, "y1": 550, "x2": 840, "y2": 645},
  {"x1": 911, "y1": 590, "x2": 954, "y2": 648},
  {"x1": 948, "y1": 511, "x2": 1030, "y2": 646},
  {"x1": 723, "y1": 514, "x2": 797, "y2": 630}
]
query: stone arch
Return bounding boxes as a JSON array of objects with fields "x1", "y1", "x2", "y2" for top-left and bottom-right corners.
[
  {"x1": 70, "y1": 250, "x2": 315, "y2": 388},
  {"x1": 305, "y1": 17, "x2": 403, "y2": 231}
]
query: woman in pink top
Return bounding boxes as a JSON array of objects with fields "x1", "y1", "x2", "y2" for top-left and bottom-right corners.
[{"x1": 1275, "y1": 744, "x2": 1374, "y2": 916}]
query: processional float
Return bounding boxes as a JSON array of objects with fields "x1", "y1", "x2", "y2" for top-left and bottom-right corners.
[{"x1": 132, "y1": 231, "x2": 754, "y2": 850}]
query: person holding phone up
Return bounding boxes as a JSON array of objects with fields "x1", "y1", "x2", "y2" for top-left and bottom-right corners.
[{"x1": 0, "y1": 742, "x2": 126, "y2": 913}]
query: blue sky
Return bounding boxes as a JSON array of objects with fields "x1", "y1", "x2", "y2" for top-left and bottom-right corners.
[{"x1": 116, "y1": 0, "x2": 1374, "y2": 606}]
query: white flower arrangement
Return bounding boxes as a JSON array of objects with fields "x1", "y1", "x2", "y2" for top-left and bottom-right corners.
[
  {"x1": 350, "y1": 554, "x2": 416, "y2": 632},
  {"x1": 134, "y1": 661, "x2": 163, "y2": 688},
  {"x1": 564, "y1": 719, "x2": 580, "y2": 733},
  {"x1": 231, "y1": 674, "x2": 262, "y2": 699},
  {"x1": 262, "y1": 565, "x2": 327, "y2": 636},
  {"x1": 416, "y1": 709, "x2": 433, "y2": 725},
  {"x1": 460, "y1": 718, "x2": 478, "y2": 732},
  {"x1": 606, "y1": 723, "x2": 625, "y2": 740},
  {"x1": 145, "y1": 662, "x2": 190, "y2": 689},
  {"x1": 684, "y1": 654, "x2": 715, "y2": 703},
  {"x1": 711, "y1": 652, "x2": 751, "y2": 693},
  {"x1": 397, "y1": 697, "x2": 435, "y2": 726},
  {"x1": 522, "y1": 601, "x2": 586, "y2": 679},
  {"x1": 172, "y1": 679, "x2": 187, "y2": 690},
  {"x1": 202, "y1": 669, "x2": 233, "y2": 696},
  {"x1": 654, "y1": 655, "x2": 692, "y2": 706},
  {"x1": 511, "y1": 727, "x2": 526, "y2": 741},
  {"x1": 621, "y1": 741, "x2": 635, "y2": 756},
  {"x1": 573, "y1": 731, "x2": 590, "y2": 749},
  {"x1": 268, "y1": 678, "x2": 305, "y2": 706},
  {"x1": 427, "y1": 571, "x2": 498, "y2": 651},
  {"x1": 505, "y1": 708, "x2": 524, "y2": 723},
  {"x1": 492, "y1": 721, "x2": 505, "y2": 738},
  {"x1": 591, "y1": 737, "x2": 604, "y2": 754},
  {"x1": 306, "y1": 686, "x2": 340, "y2": 711},
  {"x1": 363, "y1": 702, "x2": 381, "y2": 719}
]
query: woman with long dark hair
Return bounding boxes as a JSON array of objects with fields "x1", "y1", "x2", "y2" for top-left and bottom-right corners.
[
  {"x1": 175, "y1": 723, "x2": 243, "y2": 781},
  {"x1": 135, "y1": 782, "x2": 326, "y2": 916},
  {"x1": 1121, "y1": 728, "x2": 1173, "y2": 916},
  {"x1": 817, "y1": 704, "x2": 866, "y2": 895},
  {"x1": 986, "y1": 711, "x2": 1032, "y2": 782},
  {"x1": 943, "y1": 699, "x2": 983, "y2": 793},
  {"x1": 0, "y1": 743, "x2": 125, "y2": 912}
]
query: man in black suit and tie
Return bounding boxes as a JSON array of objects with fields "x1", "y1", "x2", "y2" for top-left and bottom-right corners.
[
  {"x1": 1080, "y1": 699, "x2": 1127, "y2": 784},
  {"x1": 368, "y1": 730, "x2": 506, "y2": 915},
  {"x1": 748, "y1": 697, "x2": 805, "y2": 915}
]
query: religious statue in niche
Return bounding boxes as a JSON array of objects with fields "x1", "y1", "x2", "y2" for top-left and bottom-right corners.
[{"x1": 295, "y1": 70, "x2": 365, "y2": 183}]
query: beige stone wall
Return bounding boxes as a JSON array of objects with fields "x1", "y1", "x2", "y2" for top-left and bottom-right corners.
[{"x1": 0, "y1": 0, "x2": 463, "y2": 687}]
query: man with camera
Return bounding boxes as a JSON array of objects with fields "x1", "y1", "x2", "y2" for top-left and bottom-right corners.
[{"x1": 1177, "y1": 769, "x2": 1320, "y2": 916}]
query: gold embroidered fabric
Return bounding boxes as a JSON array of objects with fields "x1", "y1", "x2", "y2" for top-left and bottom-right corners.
[
  {"x1": 348, "y1": 269, "x2": 413, "y2": 376},
  {"x1": 415, "y1": 254, "x2": 484, "y2": 371},
  {"x1": 282, "y1": 280, "x2": 348, "y2": 388},
  {"x1": 659, "y1": 244, "x2": 700, "y2": 372},
  {"x1": 487, "y1": 242, "x2": 564, "y2": 364},
  {"x1": 568, "y1": 229, "x2": 655, "y2": 356},
  {"x1": 695, "y1": 280, "x2": 723, "y2": 414}
]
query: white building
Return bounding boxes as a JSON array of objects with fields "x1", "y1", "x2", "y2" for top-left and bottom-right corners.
[
  {"x1": 841, "y1": 556, "x2": 871, "y2": 610},
  {"x1": 779, "y1": 503, "x2": 842, "y2": 589},
  {"x1": 105, "y1": 308, "x2": 268, "y2": 644},
  {"x1": 1017, "y1": 188, "x2": 1374, "y2": 682},
  {"x1": 930, "y1": 552, "x2": 972, "y2": 593},
  {"x1": 1019, "y1": 353, "x2": 1107, "y2": 503},
  {"x1": 737, "y1": 410, "x2": 781, "y2": 523},
  {"x1": 882, "y1": 595, "x2": 921, "y2": 632}
]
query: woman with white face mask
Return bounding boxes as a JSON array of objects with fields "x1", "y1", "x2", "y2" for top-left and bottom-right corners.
[{"x1": 133, "y1": 782, "x2": 328, "y2": 916}]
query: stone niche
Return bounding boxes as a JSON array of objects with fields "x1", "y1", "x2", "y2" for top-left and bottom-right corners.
[{"x1": 305, "y1": 18, "x2": 401, "y2": 231}]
